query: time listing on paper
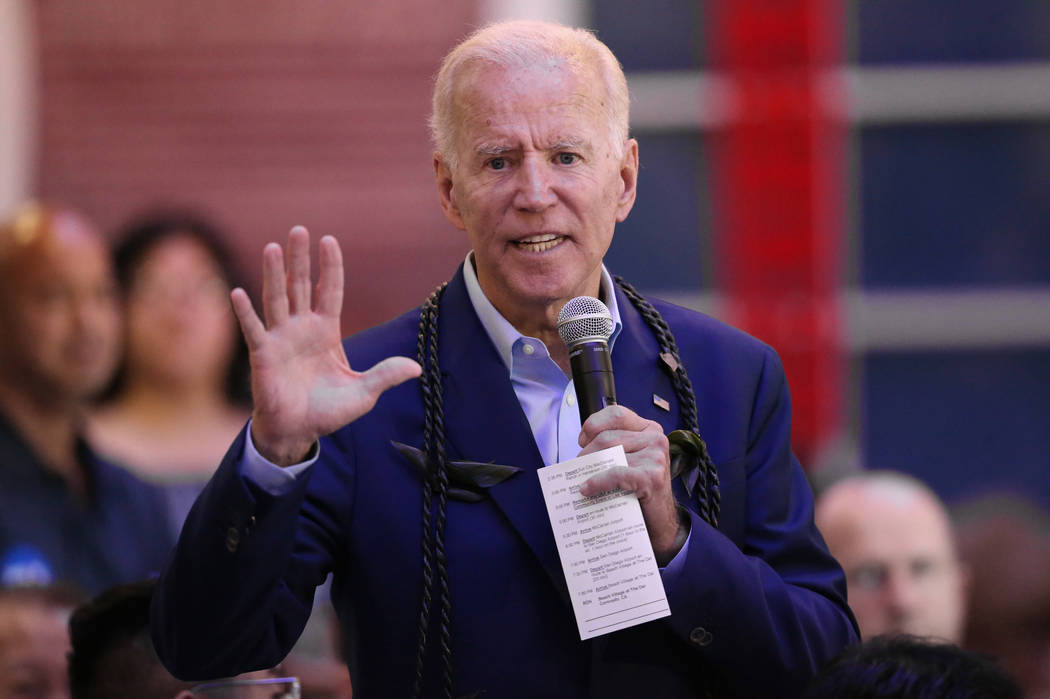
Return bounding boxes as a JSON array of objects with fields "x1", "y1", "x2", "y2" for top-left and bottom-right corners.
[{"x1": 537, "y1": 445, "x2": 671, "y2": 640}]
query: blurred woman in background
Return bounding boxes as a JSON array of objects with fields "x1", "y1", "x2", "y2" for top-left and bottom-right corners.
[
  {"x1": 88, "y1": 214, "x2": 352, "y2": 697},
  {"x1": 88, "y1": 212, "x2": 250, "y2": 537}
]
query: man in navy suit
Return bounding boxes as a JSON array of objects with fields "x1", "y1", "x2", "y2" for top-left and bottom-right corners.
[{"x1": 152, "y1": 20, "x2": 857, "y2": 698}]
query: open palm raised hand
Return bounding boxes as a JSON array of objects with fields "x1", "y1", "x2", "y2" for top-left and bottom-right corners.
[{"x1": 231, "y1": 226, "x2": 421, "y2": 466}]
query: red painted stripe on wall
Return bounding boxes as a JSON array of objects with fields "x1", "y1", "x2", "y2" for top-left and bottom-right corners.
[{"x1": 706, "y1": 0, "x2": 846, "y2": 463}]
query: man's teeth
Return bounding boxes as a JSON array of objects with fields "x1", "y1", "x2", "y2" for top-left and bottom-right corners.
[{"x1": 515, "y1": 235, "x2": 563, "y2": 252}]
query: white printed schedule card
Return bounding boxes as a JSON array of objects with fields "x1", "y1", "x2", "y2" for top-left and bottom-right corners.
[{"x1": 537, "y1": 445, "x2": 671, "y2": 640}]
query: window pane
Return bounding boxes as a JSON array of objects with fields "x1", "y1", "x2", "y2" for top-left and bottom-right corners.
[
  {"x1": 859, "y1": 122, "x2": 1050, "y2": 288},
  {"x1": 862, "y1": 349, "x2": 1050, "y2": 510},
  {"x1": 606, "y1": 131, "x2": 710, "y2": 292},
  {"x1": 855, "y1": 0, "x2": 1050, "y2": 64},
  {"x1": 592, "y1": 0, "x2": 705, "y2": 71}
]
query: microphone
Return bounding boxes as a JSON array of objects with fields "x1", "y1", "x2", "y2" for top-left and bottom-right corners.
[{"x1": 557, "y1": 296, "x2": 617, "y2": 422}]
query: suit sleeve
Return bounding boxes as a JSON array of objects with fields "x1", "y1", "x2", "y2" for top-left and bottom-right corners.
[
  {"x1": 659, "y1": 347, "x2": 858, "y2": 697},
  {"x1": 150, "y1": 427, "x2": 347, "y2": 681}
]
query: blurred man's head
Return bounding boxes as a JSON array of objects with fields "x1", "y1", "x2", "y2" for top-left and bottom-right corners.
[
  {"x1": 802, "y1": 634, "x2": 1021, "y2": 699},
  {"x1": 0, "y1": 585, "x2": 82, "y2": 699},
  {"x1": 0, "y1": 203, "x2": 120, "y2": 407},
  {"x1": 815, "y1": 471, "x2": 967, "y2": 643},
  {"x1": 67, "y1": 580, "x2": 192, "y2": 699},
  {"x1": 68, "y1": 581, "x2": 291, "y2": 699},
  {"x1": 958, "y1": 502, "x2": 1050, "y2": 699}
]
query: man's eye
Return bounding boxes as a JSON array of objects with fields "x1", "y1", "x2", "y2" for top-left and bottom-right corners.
[
  {"x1": 557, "y1": 152, "x2": 578, "y2": 165},
  {"x1": 911, "y1": 558, "x2": 936, "y2": 578},
  {"x1": 487, "y1": 157, "x2": 507, "y2": 170},
  {"x1": 33, "y1": 287, "x2": 69, "y2": 307},
  {"x1": 851, "y1": 565, "x2": 887, "y2": 590}
]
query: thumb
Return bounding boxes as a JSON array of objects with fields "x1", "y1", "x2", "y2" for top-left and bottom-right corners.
[{"x1": 359, "y1": 356, "x2": 423, "y2": 398}]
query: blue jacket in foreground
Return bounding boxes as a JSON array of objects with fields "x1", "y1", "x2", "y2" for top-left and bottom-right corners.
[{"x1": 151, "y1": 267, "x2": 858, "y2": 698}]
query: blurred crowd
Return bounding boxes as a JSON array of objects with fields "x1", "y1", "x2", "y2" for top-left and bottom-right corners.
[
  {"x1": 0, "y1": 200, "x2": 1047, "y2": 697},
  {"x1": 0, "y1": 202, "x2": 350, "y2": 698}
]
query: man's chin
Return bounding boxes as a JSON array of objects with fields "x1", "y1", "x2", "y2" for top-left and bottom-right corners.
[
  {"x1": 895, "y1": 624, "x2": 959, "y2": 645},
  {"x1": 59, "y1": 369, "x2": 115, "y2": 402}
]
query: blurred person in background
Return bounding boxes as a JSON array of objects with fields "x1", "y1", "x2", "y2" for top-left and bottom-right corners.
[
  {"x1": 0, "y1": 202, "x2": 172, "y2": 595},
  {"x1": 958, "y1": 499, "x2": 1050, "y2": 699},
  {"x1": 68, "y1": 579, "x2": 296, "y2": 699},
  {"x1": 802, "y1": 634, "x2": 1021, "y2": 699},
  {"x1": 87, "y1": 214, "x2": 350, "y2": 699},
  {"x1": 815, "y1": 471, "x2": 968, "y2": 643},
  {"x1": 87, "y1": 213, "x2": 250, "y2": 537},
  {"x1": 0, "y1": 585, "x2": 82, "y2": 699}
]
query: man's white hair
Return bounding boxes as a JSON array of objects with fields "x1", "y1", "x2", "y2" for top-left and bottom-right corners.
[{"x1": 430, "y1": 20, "x2": 630, "y2": 171}]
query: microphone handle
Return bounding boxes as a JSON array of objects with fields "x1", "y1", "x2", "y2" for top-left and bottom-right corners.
[{"x1": 569, "y1": 341, "x2": 617, "y2": 422}]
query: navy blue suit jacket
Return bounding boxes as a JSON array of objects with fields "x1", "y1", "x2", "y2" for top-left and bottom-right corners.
[{"x1": 152, "y1": 268, "x2": 857, "y2": 698}]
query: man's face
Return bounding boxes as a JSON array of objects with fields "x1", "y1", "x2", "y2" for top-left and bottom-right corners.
[
  {"x1": 435, "y1": 61, "x2": 638, "y2": 321},
  {"x1": 0, "y1": 214, "x2": 121, "y2": 404},
  {"x1": 0, "y1": 603, "x2": 71, "y2": 699},
  {"x1": 817, "y1": 485, "x2": 966, "y2": 643}
]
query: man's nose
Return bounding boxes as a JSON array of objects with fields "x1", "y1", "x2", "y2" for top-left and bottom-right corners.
[
  {"x1": 513, "y1": 156, "x2": 557, "y2": 211},
  {"x1": 72, "y1": 291, "x2": 115, "y2": 333},
  {"x1": 883, "y1": 569, "x2": 920, "y2": 616}
]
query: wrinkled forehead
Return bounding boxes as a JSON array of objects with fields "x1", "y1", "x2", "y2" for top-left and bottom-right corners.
[
  {"x1": 449, "y1": 62, "x2": 609, "y2": 152},
  {"x1": 453, "y1": 56, "x2": 605, "y2": 110},
  {"x1": 833, "y1": 501, "x2": 958, "y2": 563}
]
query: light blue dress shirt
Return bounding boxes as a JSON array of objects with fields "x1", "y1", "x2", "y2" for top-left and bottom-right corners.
[{"x1": 460, "y1": 252, "x2": 622, "y2": 466}]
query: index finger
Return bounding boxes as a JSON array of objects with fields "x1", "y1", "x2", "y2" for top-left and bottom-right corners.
[{"x1": 230, "y1": 287, "x2": 266, "y2": 350}]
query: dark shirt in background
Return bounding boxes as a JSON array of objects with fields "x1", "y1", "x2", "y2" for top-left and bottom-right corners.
[{"x1": 0, "y1": 413, "x2": 173, "y2": 595}]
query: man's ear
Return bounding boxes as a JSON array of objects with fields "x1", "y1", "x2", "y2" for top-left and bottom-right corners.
[
  {"x1": 435, "y1": 153, "x2": 466, "y2": 231},
  {"x1": 174, "y1": 690, "x2": 195, "y2": 699},
  {"x1": 615, "y1": 138, "x2": 639, "y2": 223}
]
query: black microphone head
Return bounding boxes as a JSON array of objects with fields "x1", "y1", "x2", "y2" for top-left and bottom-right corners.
[{"x1": 557, "y1": 296, "x2": 614, "y2": 349}]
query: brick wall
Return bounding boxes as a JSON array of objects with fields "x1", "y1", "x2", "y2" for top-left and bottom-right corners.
[{"x1": 35, "y1": 0, "x2": 477, "y2": 331}]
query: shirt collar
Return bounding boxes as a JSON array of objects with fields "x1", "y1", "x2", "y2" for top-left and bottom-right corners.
[{"x1": 462, "y1": 251, "x2": 623, "y2": 372}]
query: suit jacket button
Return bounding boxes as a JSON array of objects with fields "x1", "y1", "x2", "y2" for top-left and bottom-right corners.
[
  {"x1": 690, "y1": 627, "x2": 713, "y2": 647},
  {"x1": 225, "y1": 526, "x2": 241, "y2": 553}
]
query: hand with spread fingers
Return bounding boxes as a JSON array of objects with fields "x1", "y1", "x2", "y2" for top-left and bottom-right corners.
[
  {"x1": 230, "y1": 226, "x2": 421, "y2": 466},
  {"x1": 577, "y1": 405, "x2": 686, "y2": 564}
]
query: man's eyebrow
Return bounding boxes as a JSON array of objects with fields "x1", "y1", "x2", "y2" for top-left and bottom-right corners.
[
  {"x1": 473, "y1": 139, "x2": 589, "y2": 156},
  {"x1": 475, "y1": 143, "x2": 514, "y2": 157},
  {"x1": 548, "y1": 138, "x2": 587, "y2": 151}
]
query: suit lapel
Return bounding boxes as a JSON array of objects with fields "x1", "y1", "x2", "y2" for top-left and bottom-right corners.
[
  {"x1": 611, "y1": 285, "x2": 682, "y2": 436},
  {"x1": 432, "y1": 275, "x2": 690, "y2": 607},
  {"x1": 436, "y1": 271, "x2": 568, "y2": 599}
]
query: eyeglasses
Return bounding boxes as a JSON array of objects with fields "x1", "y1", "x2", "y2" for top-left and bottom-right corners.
[{"x1": 189, "y1": 676, "x2": 301, "y2": 698}]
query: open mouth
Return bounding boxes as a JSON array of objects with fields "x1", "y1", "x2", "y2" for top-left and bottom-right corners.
[{"x1": 512, "y1": 234, "x2": 565, "y2": 253}]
